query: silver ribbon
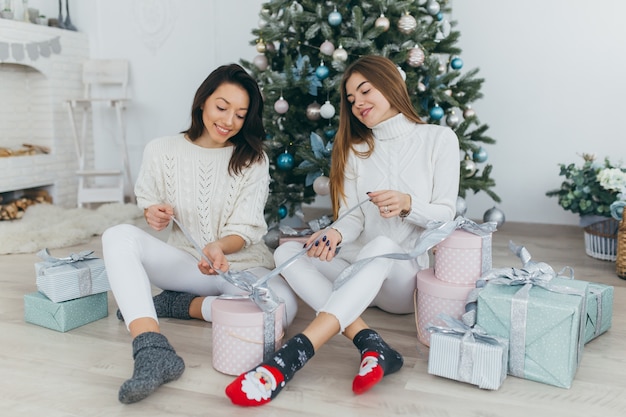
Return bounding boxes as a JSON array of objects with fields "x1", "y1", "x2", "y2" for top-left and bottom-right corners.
[
  {"x1": 589, "y1": 286, "x2": 604, "y2": 339},
  {"x1": 427, "y1": 314, "x2": 506, "y2": 384},
  {"x1": 465, "y1": 241, "x2": 585, "y2": 378},
  {"x1": 36, "y1": 248, "x2": 96, "y2": 296},
  {"x1": 333, "y1": 216, "x2": 497, "y2": 290}
]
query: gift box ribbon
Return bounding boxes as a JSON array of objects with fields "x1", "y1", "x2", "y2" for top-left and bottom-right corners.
[
  {"x1": 589, "y1": 286, "x2": 604, "y2": 339},
  {"x1": 427, "y1": 313, "x2": 506, "y2": 384},
  {"x1": 464, "y1": 241, "x2": 585, "y2": 378},
  {"x1": 333, "y1": 216, "x2": 497, "y2": 290},
  {"x1": 36, "y1": 248, "x2": 98, "y2": 298}
]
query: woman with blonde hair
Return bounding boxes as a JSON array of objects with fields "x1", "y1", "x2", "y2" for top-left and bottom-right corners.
[{"x1": 226, "y1": 55, "x2": 459, "y2": 406}]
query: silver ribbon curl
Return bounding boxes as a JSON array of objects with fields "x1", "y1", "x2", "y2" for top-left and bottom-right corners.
[
  {"x1": 36, "y1": 248, "x2": 97, "y2": 297},
  {"x1": 333, "y1": 216, "x2": 497, "y2": 290},
  {"x1": 427, "y1": 313, "x2": 507, "y2": 385},
  {"x1": 464, "y1": 241, "x2": 585, "y2": 378}
]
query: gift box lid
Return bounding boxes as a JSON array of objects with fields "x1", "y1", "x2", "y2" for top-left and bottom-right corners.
[
  {"x1": 417, "y1": 268, "x2": 475, "y2": 300},
  {"x1": 212, "y1": 298, "x2": 283, "y2": 327},
  {"x1": 437, "y1": 230, "x2": 485, "y2": 249}
]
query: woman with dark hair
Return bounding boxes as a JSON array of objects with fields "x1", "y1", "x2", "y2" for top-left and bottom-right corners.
[
  {"x1": 226, "y1": 55, "x2": 459, "y2": 407},
  {"x1": 102, "y1": 64, "x2": 298, "y2": 404}
]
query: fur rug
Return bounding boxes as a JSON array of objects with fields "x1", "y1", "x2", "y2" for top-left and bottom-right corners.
[{"x1": 0, "y1": 203, "x2": 143, "y2": 254}]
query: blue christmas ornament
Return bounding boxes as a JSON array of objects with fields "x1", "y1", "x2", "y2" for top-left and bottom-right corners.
[
  {"x1": 328, "y1": 10, "x2": 342, "y2": 26},
  {"x1": 436, "y1": 12, "x2": 444, "y2": 21},
  {"x1": 473, "y1": 147, "x2": 488, "y2": 163},
  {"x1": 429, "y1": 105, "x2": 444, "y2": 120},
  {"x1": 277, "y1": 152, "x2": 295, "y2": 170},
  {"x1": 315, "y1": 64, "x2": 330, "y2": 80},
  {"x1": 324, "y1": 128, "x2": 336, "y2": 139},
  {"x1": 450, "y1": 57, "x2": 464, "y2": 70},
  {"x1": 278, "y1": 205, "x2": 288, "y2": 219}
]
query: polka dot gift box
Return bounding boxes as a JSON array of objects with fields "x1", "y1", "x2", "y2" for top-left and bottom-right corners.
[
  {"x1": 434, "y1": 228, "x2": 493, "y2": 285},
  {"x1": 212, "y1": 298, "x2": 285, "y2": 376}
]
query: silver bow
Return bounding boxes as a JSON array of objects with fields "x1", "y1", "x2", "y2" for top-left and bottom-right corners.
[{"x1": 36, "y1": 248, "x2": 97, "y2": 267}]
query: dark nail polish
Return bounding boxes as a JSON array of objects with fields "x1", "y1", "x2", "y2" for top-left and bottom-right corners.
[
  {"x1": 325, "y1": 240, "x2": 330, "y2": 246},
  {"x1": 303, "y1": 243, "x2": 307, "y2": 248},
  {"x1": 315, "y1": 240, "x2": 320, "y2": 246},
  {"x1": 322, "y1": 236, "x2": 327, "y2": 242}
]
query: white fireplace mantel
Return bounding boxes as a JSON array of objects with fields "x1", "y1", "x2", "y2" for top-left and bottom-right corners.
[{"x1": 0, "y1": 19, "x2": 90, "y2": 208}]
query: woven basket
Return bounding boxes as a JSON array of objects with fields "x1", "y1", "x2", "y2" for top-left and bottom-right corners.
[
  {"x1": 583, "y1": 217, "x2": 619, "y2": 261},
  {"x1": 617, "y1": 216, "x2": 626, "y2": 279}
]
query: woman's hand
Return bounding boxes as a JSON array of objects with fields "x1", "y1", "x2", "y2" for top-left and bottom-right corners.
[
  {"x1": 367, "y1": 190, "x2": 411, "y2": 218},
  {"x1": 198, "y1": 242, "x2": 229, "y2": 275},
  {"x1": 303, "y1": 227, "x2": 342, "y2": 262},
  {"x1": 144, "y1": 204, "x2": 174, "y2": 231}
]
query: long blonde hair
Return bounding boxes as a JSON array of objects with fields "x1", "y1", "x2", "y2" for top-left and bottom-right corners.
[{"x1": 330, "y1": 55, "x2": 425, "y2": 218}]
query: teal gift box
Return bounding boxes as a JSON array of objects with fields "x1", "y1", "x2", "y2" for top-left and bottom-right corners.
[
  {"x1": 24, "y1": 291, "x2": 108, "y2": 332},
  {"x1": 476, "y1": 277, "x2": 588, "y2": 389},
  {"x1": 584, "y1": 283, "x2": 613, "y2": 344},
  {"x1": 35, "y1": 249, "x2": 110, "y2": 303}
]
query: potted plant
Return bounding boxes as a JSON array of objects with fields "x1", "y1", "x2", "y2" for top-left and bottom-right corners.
[{"x1": 546, "y1": 153, "x2": 626, "y2": 260}]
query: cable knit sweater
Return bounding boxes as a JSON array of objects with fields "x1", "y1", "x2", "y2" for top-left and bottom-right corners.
[
  {"x1": 134, "y1": 134, "x2": 274, "y2": 270},
  {"x1": 333, "y1": 113, "x2": 460, "y2": 263}
]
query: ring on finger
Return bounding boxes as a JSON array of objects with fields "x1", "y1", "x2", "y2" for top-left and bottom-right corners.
[{"x1": 383, "y1": 205, "x2": 389, "y2": 214}]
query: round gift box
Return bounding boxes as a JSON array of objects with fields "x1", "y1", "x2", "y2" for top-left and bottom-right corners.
[
  {"x1": 434, "y1": 229, "x2": 486, "y2": 285},
  {"x1": 415, "y1": 268, "x2": 474, "y2": 346},
  {"x1": 212, "y1": 298, "x2": 284, "y2": 375}
]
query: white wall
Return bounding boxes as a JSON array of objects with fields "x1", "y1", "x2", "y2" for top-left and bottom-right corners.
[{"x1": 21, "y1": 0, "x2": 626, "y2": 225}]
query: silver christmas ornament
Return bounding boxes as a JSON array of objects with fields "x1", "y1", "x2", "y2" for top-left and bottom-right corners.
[
  {"x1": 446, "y1": 110, "x2": 460, "y2": 128},
  {"x1": 375, "y1": 14, "x2": 390, "y2": 31},
  {"x1": 397, "y1": 66, "x2": 406, "y2": 81},
  {"x1": 463, "y1": 106, "x2": 476, "y2": 118},
  {"x1": 427, "y1": 0, "x2": 441, "y2": 15},
  {"x1": 461, "y1": 159, "x2": 477, "y2": 178},
  {"x1": 483, "y1": 206, "x2": 505, "y2": 228},
  {"x1": 398, "y1": 13, "x2": 417, "y2": 34},
  {"x1": 263, "y1": 226, "x2": 280, "y2": 249},
  {"x1": 455, "y1": 196, "x2": 467, "y2": 217},
  {"x1": 407, "y1": 46, "x2": 425, "y2": 67},
  {"x1": 306, "y1": 102, "x2": 321, "y2": 121},
  {"x1": 274, "y1": 96, "x2": 289, "y2": 114},
  {"x1": 417, "y1": 82, "x2": 427, "y2": 92}
]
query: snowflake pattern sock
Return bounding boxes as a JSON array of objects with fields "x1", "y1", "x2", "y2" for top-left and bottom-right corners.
[
  {"x1": 118, "y1": 332, "x2": 185, "y2": 404},
  {"x1": 351, "y1": 329, "x2": 403, "y2": 394},
  {"x1": 225, "y1": 333, "x2": 315, "y2": 407},
  {"x1": 117, "y1": 290, "x2": 196, "y2": 321}
]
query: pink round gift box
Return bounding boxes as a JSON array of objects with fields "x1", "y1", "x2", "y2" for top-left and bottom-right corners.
[
  {"x1": 212, "y1": 298, "x2": 284, "y2": 376},
  {"x1": 415, "y1": 268, "x2": 474, "y2": 346},
  {"x1": 434, "y1": 229, "x2": 486, "y2": 285}
]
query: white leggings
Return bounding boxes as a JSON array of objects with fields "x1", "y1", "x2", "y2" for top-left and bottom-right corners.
[
  {"x1": 274, "y1": 236, "x2": 421, "y2": 332},
  {"x1": 101, "y1": 224, "x2": 298, "y2": 331}
]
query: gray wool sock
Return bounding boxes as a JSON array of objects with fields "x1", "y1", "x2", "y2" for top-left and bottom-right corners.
[
  {"x1": 117, "y1": 290, "x2": 197, "y2": 321},
  {"x1": 118, "y1": 332, "x2": 185, "y2": 404}
]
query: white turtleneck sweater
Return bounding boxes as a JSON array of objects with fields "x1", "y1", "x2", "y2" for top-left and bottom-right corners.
[
  {"x1": 134, "y1": 134, "x2": 274, "y2": 270},
  {"x1": 333, "y1": 113, "x2": 460, "y2": 262}
]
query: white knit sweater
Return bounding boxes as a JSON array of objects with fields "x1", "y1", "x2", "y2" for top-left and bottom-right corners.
[
  {"x1": 333, "y1": 113, "x2": 460, "y2": 262},
  {"x1": 134, "y1": 134, "x2": 274, "y2": 270}
]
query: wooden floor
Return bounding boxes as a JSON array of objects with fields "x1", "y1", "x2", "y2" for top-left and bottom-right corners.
[{"x1": 1, "y1": 220, "x2": 625, "y2": 417}]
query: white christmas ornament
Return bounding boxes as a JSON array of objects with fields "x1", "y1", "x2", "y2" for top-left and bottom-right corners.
[
  {"x1": 320, "y1": 101, "x2": 336, "y2": 119},
  {"x1": 427, "y1": 0, "x2": 441, "y2": 15},
  {"x1": 313, "y1": 175, "x2": 330, "y2": 196},
  {"x1": 398, "y1": 13, "x2": 417, "y2": 34},
  {"x1": 407, "y1": 46, "x2": 425, "y2": 67},
  {"x1": 332, "y1": 46, "x2": 348, "y2": 62},
  {"x1": 397, "y1": 66, "x2": 406, "y2": 81},
  {"x1": 375, "y1": 14, "x2": 390, "y2": 31}
]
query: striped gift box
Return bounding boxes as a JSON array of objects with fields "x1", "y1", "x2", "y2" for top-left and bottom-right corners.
[
  {"x1": 35, "y1": 255, "x2": 110, "y2": 303},
  {"x1": 428, "y1": 331, "x2": 509, "y2": 390}
]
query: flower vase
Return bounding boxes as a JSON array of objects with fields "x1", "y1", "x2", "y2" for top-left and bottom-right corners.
[
  {"x1": 617, "y1": 215, "x2": 626, "y2": 279},
  {"x1": 581, "y1": 215, "x2": 618, "y2": 261}
]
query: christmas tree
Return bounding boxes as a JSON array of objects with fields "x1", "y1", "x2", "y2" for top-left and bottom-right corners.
[{"x1": 240, "y1": 0, "x2": 500, "y2": 224}]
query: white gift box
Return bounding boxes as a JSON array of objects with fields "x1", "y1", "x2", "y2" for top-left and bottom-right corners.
[{"x1": 35, "y1": 249, "x2": 110, "y2": 303}]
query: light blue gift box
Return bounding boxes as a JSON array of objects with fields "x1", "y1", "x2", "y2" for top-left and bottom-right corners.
[
  {"x1": 584, "y1": 283, "x2": 613, "y2": 344},
  {"x1": 476, "y1": 277, "x2": 588, "y2": 389},
  {"x1": 428, "y1": 328, "x2": 509, "y2": 390},
  {"x1": 24, "y1": 291, "x2": 108, "y2": 332},
  {"x1": 35, "y1": 249, "x2": 110, "y2": 303}
]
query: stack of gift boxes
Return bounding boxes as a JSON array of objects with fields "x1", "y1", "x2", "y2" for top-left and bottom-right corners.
[
  {"x1": 23, "y1": 248, "x2": 110, "y2": 332},
  {"x1": 418, "y1": 220, "x2": 614, "y2": 391}
]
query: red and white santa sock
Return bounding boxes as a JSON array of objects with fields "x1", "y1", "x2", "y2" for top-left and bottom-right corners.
[
  {"x1": 225, "y1": 333, "x2": 315, "y2": 407},
  {"x1": 352, "y1": 329, "x2": 404, "y2": 394}
]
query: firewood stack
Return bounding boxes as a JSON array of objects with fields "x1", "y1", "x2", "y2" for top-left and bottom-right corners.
[{"x1": 0, "y1": 190, "x2": 53, "y2": 220}]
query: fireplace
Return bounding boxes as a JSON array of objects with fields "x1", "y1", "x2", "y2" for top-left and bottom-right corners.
[{"x1": 0, "y1": 19, "x2": 90, "y2": 208}]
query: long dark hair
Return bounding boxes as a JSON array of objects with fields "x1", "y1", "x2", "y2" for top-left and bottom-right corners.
[{"x1": 182, "y1": 64, "x2": 266, "y2": 175}]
